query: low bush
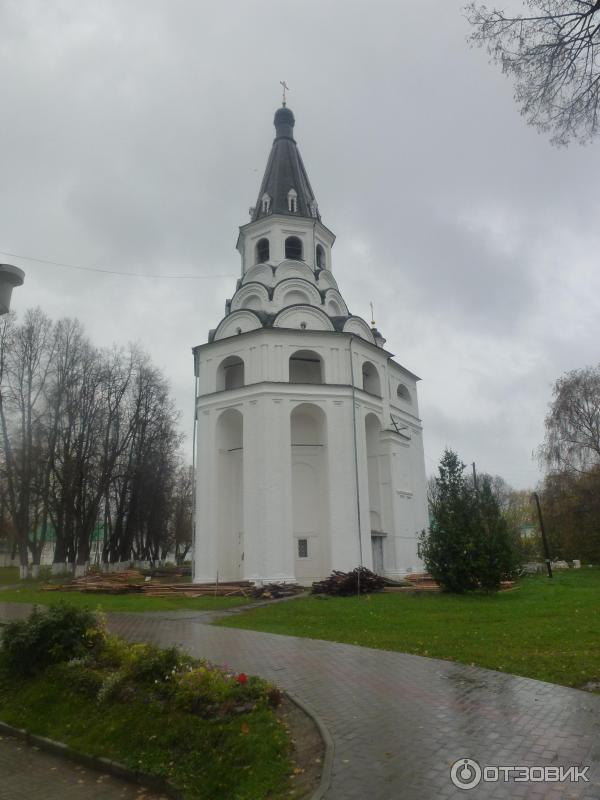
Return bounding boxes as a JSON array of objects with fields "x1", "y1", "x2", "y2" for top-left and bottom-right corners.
[{"x1": 1, "y1": 603, "x2": 104, "y2": 676}]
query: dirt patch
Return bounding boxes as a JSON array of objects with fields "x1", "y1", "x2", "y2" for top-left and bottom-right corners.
[
  {"x1": 580, "y1": 680, "x2": 600, "y2": 694},
  {"x1": 277, "y1": 694, "x2": 325, "y2": 799}
]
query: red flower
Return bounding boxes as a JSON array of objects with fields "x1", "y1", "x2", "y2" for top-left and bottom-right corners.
[{"x1": 237, "y1": 673, "x2": 248, "y2": 684}]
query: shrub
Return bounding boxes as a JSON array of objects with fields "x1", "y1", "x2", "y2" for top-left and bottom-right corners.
[{"x1": 1, "y1": 604, "x2": 103, "y2": 676}]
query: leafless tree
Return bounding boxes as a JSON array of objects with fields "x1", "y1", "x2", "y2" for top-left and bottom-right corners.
[
  {"x1": 540, "y1": 364, "x2": 600, "y2": 472},
  {"x1": 0, "y1": 309, "x2": 55, "y2": 572},
  {"x1": 170, "y1": 464, "x2": 193, "y2": 564},
  {"x1": 465, "y1": 1, "x2": 600, "y2": 145},
  {"x1": 0, "y1": 308, "x2": 186, "y2": 574}
]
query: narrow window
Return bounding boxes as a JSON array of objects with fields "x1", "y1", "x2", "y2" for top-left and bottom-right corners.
[
  {"x1": 261, "y1": 193, "x2": 271, "y2": 213},
  {"x1": 298, "y1": 538, "x2": 308, "y2": 558},
  {"x1": 256, "y1": 238, "x2": 270, "y2": 263},
  {"x1": 285, "y1": 235, "x2": 303, "y2": 260},
  {"x1": 287, "y1": 188, "x2": 298, "y2": 213},
  {"x1": 316, "y1": 244, "x2": 326, "y2": 269}
]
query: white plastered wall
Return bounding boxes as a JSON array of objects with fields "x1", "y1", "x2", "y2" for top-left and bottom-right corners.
[{"x1": 193, "y1": 328, "x2": 427, "y2": 584}]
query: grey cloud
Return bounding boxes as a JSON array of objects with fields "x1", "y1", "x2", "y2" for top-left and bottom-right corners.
[{"x1": 1, "y1": 0, "x2": 598, "y2": 488}]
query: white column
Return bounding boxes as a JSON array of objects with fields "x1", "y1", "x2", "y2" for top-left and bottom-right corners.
[
  {"x1": 194, "y1": 408, "x2": 218, "y2": 582},
  {"x1": 261, "y1": 397, "x2": 295, "y2": 582},
  {"x1": 326, "y1": 399, "x2": 362, "y2": 571},
  {"x1": 242, "y1": 398, "x2": 264, "y2": 580},
  {"x1": 355, "y1": 401, "x2": 374, "y2": 569}
]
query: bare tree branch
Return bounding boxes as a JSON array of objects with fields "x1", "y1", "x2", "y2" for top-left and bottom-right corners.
[{"x1": 465, "y1": 0, "x2": 600, "y2": 144}]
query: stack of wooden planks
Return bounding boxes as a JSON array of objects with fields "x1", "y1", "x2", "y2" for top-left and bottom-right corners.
[
  {"x1": 44, "y1": 570, "x2": 144, "y2": 594},
  {"x1": 394, "y1": 573, "x2": 515, "y2": 593},
  {"x1": 142, "y1": 580, "x2": 254, "y2": 598},
  {"x1": 42, "y1": 570, "x2": 303, "y2": 599}
]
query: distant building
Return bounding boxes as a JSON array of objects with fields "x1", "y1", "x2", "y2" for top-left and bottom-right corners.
[{"x1": 192, "y1": 102, "x2": 428, "y2": 585}]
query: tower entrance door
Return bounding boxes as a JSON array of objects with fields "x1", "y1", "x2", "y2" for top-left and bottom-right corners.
[{"x1": 371, "y1": 534, "x2": 384, "y2": 575}]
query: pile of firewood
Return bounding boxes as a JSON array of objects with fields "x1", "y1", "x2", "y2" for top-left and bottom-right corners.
[
  {"x1": 250, "y1": 583, "x2": 303, "y2": 600},
  {"x1": 311, "y1": 567, "x2": 386, "y2": 596}
]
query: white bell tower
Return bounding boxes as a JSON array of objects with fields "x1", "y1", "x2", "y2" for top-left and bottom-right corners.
[{"x1": 192, "y1": 101, "x2": 428, "y2": 585}]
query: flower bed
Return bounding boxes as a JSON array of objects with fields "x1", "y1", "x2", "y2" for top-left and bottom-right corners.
[{"x1": 0, "y1": 604, "x2": 292, "y2": 799}]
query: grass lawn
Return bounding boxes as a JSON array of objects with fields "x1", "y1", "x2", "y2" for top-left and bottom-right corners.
[
  {"x1": 217, "y1": 570, "x2": 600, "y2": 690},
  {"x1": 0, "y1": 586, "x2": 248, "y2": 612},
  {"x1": 0, "y1": 567, "x2": 19, "y2": 586}
]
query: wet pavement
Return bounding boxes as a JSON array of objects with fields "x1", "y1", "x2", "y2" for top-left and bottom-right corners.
[
  {"x1": 1, "y1": 601, "x2": 600, "y2": 799},
  {"x1": 0, "y1": 727, "x2": 166, "y2": 800}
]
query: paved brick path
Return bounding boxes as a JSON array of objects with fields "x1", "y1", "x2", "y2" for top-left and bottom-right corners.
[
  {"x1": 1, "y1": 602, "x2": 600, "y2": 799},
  {"x1": 0, "y1": 728, "x2": 166, "y2": 800}
]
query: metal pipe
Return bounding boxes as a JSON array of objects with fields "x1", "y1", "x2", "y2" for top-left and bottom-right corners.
[
  {"x1": 191, "y1": 354, "x2": 199, "y2": 581},
  {"x1": 349, "y1": 336, "x2": 364, "y2": 570},
  {"x1": 532, "y1": 492, "x2": 553, "y2": 579}
]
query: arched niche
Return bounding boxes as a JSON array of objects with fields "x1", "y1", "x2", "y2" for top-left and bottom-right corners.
[
  {"x1": 362, "y1": 361, "x2": 382, "y2": 396},
  {"x1": 273, "y1": 278, "x2": 321, "y2": 310},
  {"x1": 273, "y1": 260, "x2": 315, "y2": 284},
  {"x1": 213, "y1": 310, "x2": 262, "y2": 341},
  {"x1": 243, "y1": 263, "x2": 273, "y2": 286},
  {"x1": 230, "y1": 283, "x2": 270, "y2": 313},
  {"x1": 289, "y1": 349, "x2": 324, "y2": 384},
  {"x1": 323, "y1": 288, "x2": 348, "y2": 317},
  {"x1": 397, "y1": 383, "x2": 411, "y2": 403},
  {"x1": 216, "y1": 408, "x2": 244, "y2": 580},
  {"x1": 216, "y1": 355, "x2": 245, "y2": 392},
  {"x1": 274, "y1": 306, "x2": 335, "y2": 332},
  {"x1": 290, "y1": 403, "x2": 329, "y2": 582},
  {"x1": 343, "y1": 317, "x2": 376, "y2": 344},
  {"x1": 316, "y1": 269, "x2": 338, "y2": 291}
]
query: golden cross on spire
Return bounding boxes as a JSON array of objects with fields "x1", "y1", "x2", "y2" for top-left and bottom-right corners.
[
  {"x1": 370, "y1": 301, "x2": 376, "y2": 328},
  {"x1": 280, "y1": 80, "x2": 290, "y2": 106}
]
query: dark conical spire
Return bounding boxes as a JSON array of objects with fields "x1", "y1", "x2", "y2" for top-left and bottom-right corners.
[{"x1": 251, "y1": 106, "x2": 320, "y2": 222}]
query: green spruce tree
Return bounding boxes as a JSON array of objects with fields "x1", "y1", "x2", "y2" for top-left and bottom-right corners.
[
  {"x1": 474, "y1": 477, "x2": 518, "y2": 591},
  {"x1": 419, "y1": 449, "x2": 517, "y2": 593}
]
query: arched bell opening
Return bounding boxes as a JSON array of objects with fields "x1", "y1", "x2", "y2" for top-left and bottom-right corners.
[
  {"x1": 289, "y1": 349, "x2": 324, "y2": 384},
  {"x1": 255, "y1": 238, "x2": 270, "y2": 264},
  {"x1": 285, "y1": 236, "x2": 303, "y2": 260},
  {"x1": 216, "y1": 409, "x2": 244, "y2": 581},
  {"x1": 362, "y1": 360, "x2": 381, "y2": 396},
  {"x1": 216, "y1": 355, "x2": 245, "y2": 392},
  {"x1": 315, "y1": 244, "x2": 326, "y2": 270}
]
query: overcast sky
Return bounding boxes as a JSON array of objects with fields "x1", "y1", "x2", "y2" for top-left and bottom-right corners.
[{"x1": 2, "y1": 0, "x2": 598, "y2": 489}]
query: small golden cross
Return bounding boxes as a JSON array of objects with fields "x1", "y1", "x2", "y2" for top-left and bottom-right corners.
[
  {"x1": 280, "y1": 80, "x2": 290, "y2": 106},
  {"x1": 370, "y1": 301, "x2": 376, "y2": 328}
]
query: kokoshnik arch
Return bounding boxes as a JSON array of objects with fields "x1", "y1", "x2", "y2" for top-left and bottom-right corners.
[{"x1": 192, "y1": 102, "x2": 428, "y2": 585}]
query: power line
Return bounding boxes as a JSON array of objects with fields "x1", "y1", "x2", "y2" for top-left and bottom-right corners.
[{"x1": 0, "y1": 250, "x2": 237, "y2": 280}]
